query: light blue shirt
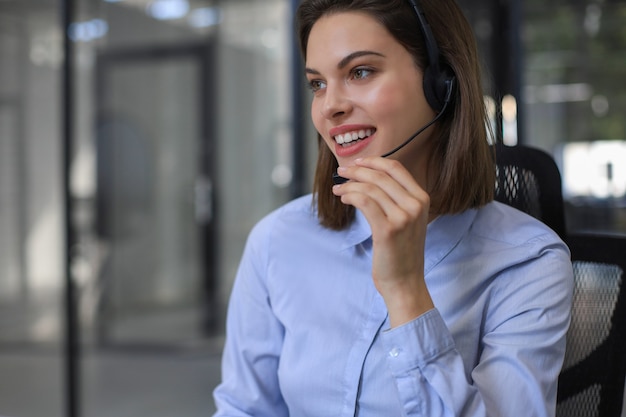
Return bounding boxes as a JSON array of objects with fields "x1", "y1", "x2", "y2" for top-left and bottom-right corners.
[{"x1": 213, "y1": 195, "x2": 573, "y2": 417}]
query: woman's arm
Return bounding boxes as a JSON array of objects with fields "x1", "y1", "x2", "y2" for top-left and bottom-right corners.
[
  {"x1": 382, "y1": 244, "x2": 572, "y2": 417},
  {"x1": 212, "y1": 222, "x2": 289, "y2": 417}
]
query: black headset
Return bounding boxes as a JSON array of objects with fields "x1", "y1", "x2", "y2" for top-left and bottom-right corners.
[{"x1": 406, "y1": 0, "x2": 456, "y2": 113}]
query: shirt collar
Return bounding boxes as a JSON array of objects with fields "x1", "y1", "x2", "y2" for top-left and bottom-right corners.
[
  {"x1": 424, "y1": 209, "x2": 477, "y2": 274},
  {"x1": 340, "y1": 209, "x2": 372, "y2": 251},
  {"x1": 340, "y1": 207, "x2": 478, "y2": 273}
]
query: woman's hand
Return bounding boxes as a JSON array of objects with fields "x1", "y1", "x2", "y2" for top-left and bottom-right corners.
[{"x1": 332, "y1": 157, "x2": 435, "y2": 327}]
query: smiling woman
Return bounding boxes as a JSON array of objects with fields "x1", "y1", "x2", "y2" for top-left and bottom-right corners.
[
  {"x1": 300, "y1": 1, "x2": 494, "y2": 231},
  {"x1": 306, "y1": 16, "x2": 432, "y2": 165},
  {"x1": 212, "y1": 1, "x2": 574, "y2": 416}
]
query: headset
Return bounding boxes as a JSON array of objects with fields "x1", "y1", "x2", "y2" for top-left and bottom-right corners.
[
  {"x1": 407, "y1": 0, "x2": 456, "y2": 113},
  {"x1": 332, "y1": 0, "x2": 457, "y2": 184}
]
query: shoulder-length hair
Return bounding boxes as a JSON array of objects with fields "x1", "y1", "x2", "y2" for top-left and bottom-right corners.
[{"x1": 296, "y1": 0, "x2": 495, "y2": 230}]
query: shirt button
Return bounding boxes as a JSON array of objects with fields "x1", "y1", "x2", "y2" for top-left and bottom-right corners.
[{"x1": 389, "y1": 347, "x2": 401, "y2": 358}]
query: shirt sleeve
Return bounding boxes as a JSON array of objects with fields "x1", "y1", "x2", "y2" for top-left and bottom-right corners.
[
  {"x1": 381, "y1": 243, "x2": 574, "y2": 417},
  {"x1": 212, "y1": 221, "x2": 289, "y2": 417}
]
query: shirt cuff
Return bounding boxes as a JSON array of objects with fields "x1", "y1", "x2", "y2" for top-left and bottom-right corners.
[{"x1": 381, "y1": 308, "x2": 456, "y2": 375}]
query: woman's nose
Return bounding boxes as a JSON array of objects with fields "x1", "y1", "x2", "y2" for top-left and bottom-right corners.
[{"x1": 320, "y1": 84, "x2": 352, "y2": 119}]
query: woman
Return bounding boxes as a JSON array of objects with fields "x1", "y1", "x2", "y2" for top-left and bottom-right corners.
[{"x1": 213, "y1": 0, "x2": 573, "y2": 416}]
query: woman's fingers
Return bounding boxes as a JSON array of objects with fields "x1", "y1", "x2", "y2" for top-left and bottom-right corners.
[
  {"x1": 331, "y1": 156, "x2": 430, "y2": 267},
  {"x1": 332, "y1": 157, "x2": 430, "y2": 226}
]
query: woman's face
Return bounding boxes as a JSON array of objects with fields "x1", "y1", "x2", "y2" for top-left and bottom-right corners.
[{"x1": 305, "y1": 11, "x2": 436, "y2": 181}]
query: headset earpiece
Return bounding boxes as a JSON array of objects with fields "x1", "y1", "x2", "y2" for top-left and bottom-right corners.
[{"x1": 423, "y1": 65, "x2": 456, "y2": 112}]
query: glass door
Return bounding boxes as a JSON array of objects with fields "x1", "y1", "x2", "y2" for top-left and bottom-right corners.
[{"x1": 92, "y1": 44, "x2": 217, "y2": 348}]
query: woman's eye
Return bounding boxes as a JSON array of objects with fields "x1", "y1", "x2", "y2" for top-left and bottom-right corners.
[
  {"x1": 352, "y1": 67, "x2": 372, "y2": 80},
  {"x1": 307, "y1": 79, "x2": 326, "y2": 92}
]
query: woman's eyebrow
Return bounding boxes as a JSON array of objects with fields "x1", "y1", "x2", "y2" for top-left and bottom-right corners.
[{"x1": 305, "y1": 50, "x2": 385, "y2": 75}]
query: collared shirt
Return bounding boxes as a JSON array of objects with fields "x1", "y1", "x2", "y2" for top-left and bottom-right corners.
[{"x1": 213, "y1": 195, "x2": 573, "y2": 417}]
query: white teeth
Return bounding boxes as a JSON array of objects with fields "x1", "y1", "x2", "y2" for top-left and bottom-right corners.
[{"x1": 334, "y1": 129, "x2": 373, "y2": 145}]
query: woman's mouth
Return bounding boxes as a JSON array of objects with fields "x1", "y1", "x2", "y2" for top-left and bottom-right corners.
[{"x1": 334, "y1": 128, "x2": 375, "y2": 147}]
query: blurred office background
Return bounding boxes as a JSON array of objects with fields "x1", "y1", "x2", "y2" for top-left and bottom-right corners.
[{"x1": 0, "y1": 0, "x2": 625, "y2": 416}]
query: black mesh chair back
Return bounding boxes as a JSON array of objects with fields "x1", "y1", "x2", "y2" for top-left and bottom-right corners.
[
  {"x1": 493, "y1": 143, "x2": 567, "y2": 239},
  {"x1": 556, "y1": 234, "x2": 626, "y2": 417}
]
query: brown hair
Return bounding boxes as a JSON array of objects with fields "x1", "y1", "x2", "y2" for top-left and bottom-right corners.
[{"x1": 296, "y1": 0, "x2": 495, "y2": 230}]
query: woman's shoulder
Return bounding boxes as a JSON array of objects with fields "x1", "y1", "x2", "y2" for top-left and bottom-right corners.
[
  {"x1": 462, "y1": 201, "x2": 573, "y2": 297},
  {"x1": 254, "y1": 194, "x2": 316, "y2": 228},
  {"x1": 247, "y1": 194, "x2": 321, "y2": 244},
  {"x1": 471, "y1": 201, "x2": 567, "y2": 251}
]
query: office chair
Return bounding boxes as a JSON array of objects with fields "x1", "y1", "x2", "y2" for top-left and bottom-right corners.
[
  {"x1": 493, "y1": 142, "x2": 567, "y2": 239},
  {"x1": 493, "y1": 143, "x2": 626, "y2": 417},
  {"x1": 556, "y1": 234, "x2": 626, "y2": 417}
]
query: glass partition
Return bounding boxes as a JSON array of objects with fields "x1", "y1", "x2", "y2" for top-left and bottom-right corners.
[
  {"x1": 0, "y1": 1, "x2": 65, "y2": 416},
  {"x1": 522, "y1": 0, "x2": 626, "y2": 234},
  {"x1": 459, "y1": 0, "x2": 626, "y2": 235},
  {"x1": 0, "y1": 0, "x2": 297, "y2": 415}
]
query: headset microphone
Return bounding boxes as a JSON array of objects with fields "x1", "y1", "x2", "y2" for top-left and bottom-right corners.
[{"x1": 332, "y1": 0, "x2": 456, "y2": 185}]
